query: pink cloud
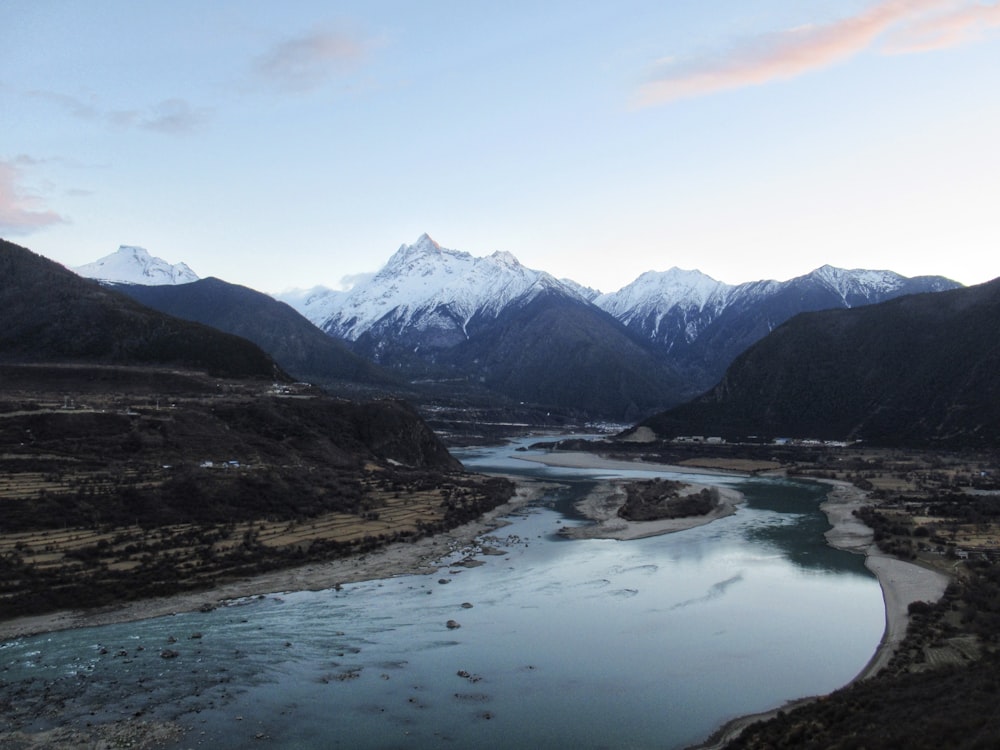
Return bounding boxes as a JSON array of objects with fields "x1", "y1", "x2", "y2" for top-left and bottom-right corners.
[
  {"x1": 635, "y1": 0, "x2": 998, "y2": 107},
  {"x1": 0, "y1": 159, "x2": 68, "y2": 236},
  {"x1": 885, "y1": 1, "x2": 1000, "y2": 52},
  {"x1": 254, "y1": 27, "x2": 369, "y2": 92}
]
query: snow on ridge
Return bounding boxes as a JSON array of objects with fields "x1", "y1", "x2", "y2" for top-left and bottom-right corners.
[
  {"x1": 595, "y1": 267, "x2": 728, "y2": 319},
  {"x1": 273, "y1": 285, "x2": 342, "y2": 322},
  {"x1": 317, "y1": 234, "x2": 586, "y2": 341},
  {"x1": 803, "y1": 265, "x2": 907, "y2": 304},
  {"x1": 73, "y1": 245, "x2": 199, "y2": 286},
  {"x1": 270, "y1": 234, "x2": 960, "y2": 344}
]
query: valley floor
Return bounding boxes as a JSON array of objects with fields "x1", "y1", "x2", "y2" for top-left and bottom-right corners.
[
  {"x1": 3, "y1": 449, "x2": 947, "y2": 690},
  {"x1": 1, "y1": 441, "x2": 979, "y2": 750},
  {"x1": 0, "y1": 452, "x2": 948, "y2": 676}
]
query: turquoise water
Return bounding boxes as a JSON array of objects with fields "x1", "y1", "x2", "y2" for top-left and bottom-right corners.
[{"x1": 0, "y1": 439, "x2": 884, "y2": 749}]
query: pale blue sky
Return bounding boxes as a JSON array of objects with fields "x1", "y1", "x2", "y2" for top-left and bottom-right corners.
[{"x1": 2, "y1": 1, "x2": 999, "y2": 293}]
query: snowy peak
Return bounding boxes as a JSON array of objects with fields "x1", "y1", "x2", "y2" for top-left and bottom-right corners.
[
  {"x1": 313, "y1": 235, "x2": 583, "y2": 341},
  {"x1": 273, "y1": 285, "x2": 343, "y2": 322},
  {"x1": 594, "y1": 267, "x2": 731, "y2": 345},
  {"x1": 799, "y1": 265, "x2": 958, "y2": 306},
  {"x1": 382, "y1": 233, "x2": 458, "y2": 271},
  {"x1": 804, "y1": 265, "x2": 905, "y2": 302},
  {"x1": 74, "y1": 245, "x2": 199, "y2": 286},
  {"x1": 593, "y1": 262, "x2": 961, "y2": 355},
  {"x1": 596, "y1": 267, "x2": 728, "y2": 319}
]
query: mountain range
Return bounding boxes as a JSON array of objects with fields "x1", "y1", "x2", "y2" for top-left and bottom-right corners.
[
  {"x1": 76, "y1": 236, "x2": 962, "y2": 420},
  {"x1": 636, "y1": 278, "x2": 1000, "y2": 447},
  {"x1": 272, "y1": 234, "x2": 960, "y2": 416}
]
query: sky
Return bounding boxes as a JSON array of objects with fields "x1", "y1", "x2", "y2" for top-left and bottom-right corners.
[{"x1": 2, "y1": 0, "x2": 999, "y2": 295}]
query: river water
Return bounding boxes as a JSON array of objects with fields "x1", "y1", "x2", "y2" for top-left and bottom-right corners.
[{"x1": 0, "y1": 438, "x2": 884, "y2": 749}]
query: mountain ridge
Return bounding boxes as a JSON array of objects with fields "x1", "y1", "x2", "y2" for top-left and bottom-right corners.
[
  {"x1": 0, "y1": 239, "x2": 280, "y2": 380},
  {"x1": 636, "y1": 278, "x2": 1000, "y2": 447},
  {"x1": 70, "y1": 235, "x2": 964, "y2": 419},
  {"x1": 112, "y1": 276, "x2": 404, "y2": 396}
]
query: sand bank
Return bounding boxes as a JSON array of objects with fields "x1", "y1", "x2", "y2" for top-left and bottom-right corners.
[
  {"x1": 820, "y1": 480, "x2": 951, "y2": 679},
  {"x1": 0, "y1": 481, "x2": 549, "y2": 642},
  {"x1": 558, "y1": 478, "x2": 744, "y2": 540},
  {"x1": 517, "y1": 450, "x2": 746, "y2": 476},
  {"x1": 517, "y1": 450, "x2": 744, "y2": 539}
]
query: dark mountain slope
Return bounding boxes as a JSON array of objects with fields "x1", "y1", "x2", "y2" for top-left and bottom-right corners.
[
  {"x1": 347, "y1": 289, "x2": 686, "y2": 421},
  {"x1": 659, "y1": 272, "x2": 962, "y2": 397},
  {"x1": 638, "y1": 278, "x2": 1000, "y2": 447},
  {"x1": 114, "y1": 277, "x2": 401, "y2": 391},
  {"x1": 446, "y1": 290, "x2": 687, "y2": 421},
  {"x1": 0, "y1": 239, "x2": 281, "y2": 380}
]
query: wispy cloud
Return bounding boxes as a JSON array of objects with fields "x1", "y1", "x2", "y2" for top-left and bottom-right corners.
[
  {"x1": 27, "y1": 89, "x2": 210, "y2": 134},
  {"x1": 635, "y1": 0, "x2": 1000, "y2": 107},
  {"x1": 884, "y1": 0, "x2": 1000, "y2": 52},
  {"x1": 26, "y1": 89, "x2": 101, "y2": 120},
  {"x1": 116, "y1": 98, "x2": 212, "y2": 134},
  {"x1": 339, "y1": 271, "x2": 375, "y2": 291},
  {"x1": 0, "y1": 157, "x2": 69, "y2": 236},
  {"x1": 254, "y1": 26, "x2": 370, "y2": 93}
]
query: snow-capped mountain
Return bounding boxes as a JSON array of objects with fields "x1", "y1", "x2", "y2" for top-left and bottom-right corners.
[
  {"x1": 805, "y1": 264, "x2": 956, "y2": 305},
  {"x1": 74, "y1": 246, "x2": 198, "y2": 286},
  {"x1": 594, "y1": 263, "x2": 961, "y2": 362},
  {"x1": 307, "y1": 233, "x2": 587, "y2": 343},
  {"x1": 274, "y1": 285, "x2": 343, "y2": 328},
  {"x1": 280, "y1": 234, "x2": 682, "y2": 418},
  {"x1": 273, "y1": 233, "x2": 961, "y2": 416},
  {"x1": 594, "y1": 268, "x2": 731, "y2": 351},
  {"x1": 69, "y1": 234, "x2": 963, "y2": 419}
]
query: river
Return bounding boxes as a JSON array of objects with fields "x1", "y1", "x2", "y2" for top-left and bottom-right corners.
[{"x1": 0, "y1": 437, "x2": 884, "y2": 749}]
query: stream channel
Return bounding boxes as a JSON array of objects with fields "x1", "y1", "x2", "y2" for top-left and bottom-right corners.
[{"x1": 1, "y1": 436, "x2": 885, "y2": 748}]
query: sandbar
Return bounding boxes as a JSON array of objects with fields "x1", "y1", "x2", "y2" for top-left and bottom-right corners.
[
  {"x1": 558, "y1": 478, "x2": 744, "y2": 540},
  {"x1": 820, "y1": 480, "x2": 950, "y2": 680},
  {"x1": 518, "y1": 450, "x2": 745, "y2": 476}
]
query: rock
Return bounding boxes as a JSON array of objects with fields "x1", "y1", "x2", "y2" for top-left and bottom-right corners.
[
  {"x1": 446, "y1": 620, "x2": 461, "y2": 629},
  {"x1": 160, "y1": 649, "x2": 180, "y2": 659},
  {"x1": 461, "y1": 602, "x2": 474, "y2": 609}
]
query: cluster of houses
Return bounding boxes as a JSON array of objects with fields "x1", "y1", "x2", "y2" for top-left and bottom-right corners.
[{"x1": 199, "y1": 459, "x2": 244, "y2": 469}]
